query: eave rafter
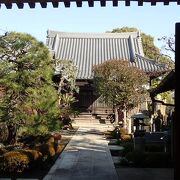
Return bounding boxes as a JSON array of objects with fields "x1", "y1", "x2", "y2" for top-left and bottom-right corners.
[{"x1": 0, "y1": 0, "x2": 179, "y2": 9}]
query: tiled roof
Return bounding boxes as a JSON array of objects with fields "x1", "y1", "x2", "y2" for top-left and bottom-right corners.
[
  {"x1": 0, "y1": 0, "x2": 179, "y2": 9},
  {"x1": 135, "y1": 54, "x2": 168, "y2": 74},
  {"x1": 47, "y1": 30, "x2": 168, "y2": 79},
  {"x1": 150, "y1": 70, "x2": 175, "y2": 96}
]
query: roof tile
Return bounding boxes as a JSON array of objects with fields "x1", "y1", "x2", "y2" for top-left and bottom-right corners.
[{"x1": 47, "y1": 30, "x2": 168, "y2": 79}]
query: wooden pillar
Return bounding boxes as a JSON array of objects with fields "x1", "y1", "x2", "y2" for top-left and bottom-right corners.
[
  {"x1": 149, "y1": 77, "x2": 155, "y2": 115},
  {"x1": 149, "y1": 77, "x2": 155, "y2": 132},
  {"x1": 174, "y1": 23, "x2": 180, "y2": 180}
]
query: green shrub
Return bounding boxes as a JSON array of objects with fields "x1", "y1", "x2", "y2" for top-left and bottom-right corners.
[
  {"x1": 36, "y1": 125, "x2": 49, "y2": 135},
  {"x1": 25, "y1": 125, "x2": 49, "y2": 136},
  {"x1": 48, "y1": 119, "x2": 62, "y2": 132}
]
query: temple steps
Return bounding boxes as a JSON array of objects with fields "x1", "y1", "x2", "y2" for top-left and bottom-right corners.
[{"x1": 71, "y1": 112, "x2": 113, "y2": 127}]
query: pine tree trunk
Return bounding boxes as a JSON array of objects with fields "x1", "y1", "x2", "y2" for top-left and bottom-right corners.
[{"x1": 7, "y1": 124, "x2": 17, "y2": 144}]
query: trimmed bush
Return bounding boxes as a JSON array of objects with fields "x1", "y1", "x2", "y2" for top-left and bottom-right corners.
[
  {"x1": 19, "y1": 134, "x2": 55, "y2": 148},
  {"x1": 0, "y1": 151, "x2": 30, "y2": 173},
  {"x1": 46, "y1": 136, "x2": 55, "y2": 144},
  {"x1": 52, "y1": 133, "x2": 62, "y2": 142},
  {"x1": 0, "y1": 149, "x2": 42, "y2": 173},
  {"x1": 55, "y1": 144, "x2": 64, "y2": 154},
  {"x1": 35, "y1": 143, "x2": 55, "y2": 159},
  {"x1": 110, "y1": 127, "x2": 132, "y2": 142},
  {"x1": 22, "y1": 150, "x2": 42, "y2": 161},
  {"x1": 119, "y1": 128, "x2": 128, "y2": 135},
  {"x1": 121, "y1": 134, "x2": 133, "y2": 142}
]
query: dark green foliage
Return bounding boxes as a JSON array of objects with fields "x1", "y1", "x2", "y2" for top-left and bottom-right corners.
[{"x1": 0, "y1": 32, "x2": 60, "y2": 142}]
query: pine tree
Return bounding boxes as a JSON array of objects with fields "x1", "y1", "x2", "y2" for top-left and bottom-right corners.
[{"x1": 0, "y1": 32, "x2": 59, "y2": 144}]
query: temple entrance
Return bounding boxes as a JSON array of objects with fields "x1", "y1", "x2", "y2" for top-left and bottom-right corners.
[{"x1": 74, "y1": 90, "x2": 93, "y2": 112}]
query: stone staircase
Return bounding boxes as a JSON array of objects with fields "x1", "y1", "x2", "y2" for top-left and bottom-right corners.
[{"x1": 71, "y1": 112, "x2": 113, "y2": 128}]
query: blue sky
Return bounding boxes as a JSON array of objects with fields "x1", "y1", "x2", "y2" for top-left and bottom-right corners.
[{"x1": 0, "y1": 2, "x2": 179, "y2": 59}]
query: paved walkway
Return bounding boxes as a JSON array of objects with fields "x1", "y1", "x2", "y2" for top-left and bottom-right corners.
[{"x1": 43, "y1": 126, "x2": 119, "y2": 180}]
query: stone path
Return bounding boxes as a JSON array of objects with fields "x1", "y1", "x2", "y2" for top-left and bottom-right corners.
[{"x1": 43, "y1": 126, "x2": 119, "y2": 180}]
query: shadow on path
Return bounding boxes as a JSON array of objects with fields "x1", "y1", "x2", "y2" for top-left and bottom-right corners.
[{"x1": 43, "y1": 127, "x2": 119, "y2": 180}]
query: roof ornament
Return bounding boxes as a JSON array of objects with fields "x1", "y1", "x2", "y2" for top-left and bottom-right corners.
[
  {"x1": 52, "y1": 34, "x2": 59, "y2": 58},
  {"x1": 137, "y1": 31, "x2": 141, "y2": 38},
  {"x1": 129, "y1": 35, "x2": 136, "y2": 62}
]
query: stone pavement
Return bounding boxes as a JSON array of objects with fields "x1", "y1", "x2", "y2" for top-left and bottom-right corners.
[{"x1": 43, "y1": 126, "x2": 119, "y2": 180}]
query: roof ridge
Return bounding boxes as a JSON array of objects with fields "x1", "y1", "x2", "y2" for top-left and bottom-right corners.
[
  {"x1": 135, "y1": 54, "x2": 168, "y2": 68},
  {"x1": 47, "y1": 29, "x2": 140, "y2": 39}
]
